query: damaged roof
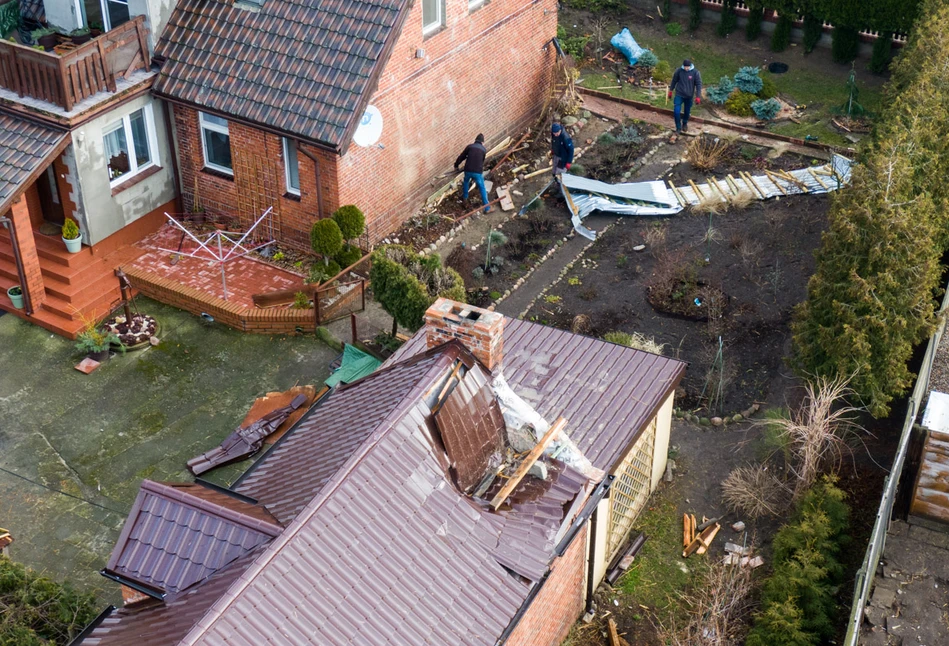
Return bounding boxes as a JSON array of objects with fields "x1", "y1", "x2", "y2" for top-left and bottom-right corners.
[
  {"x1": 392, "y1": 316, "x2": 687, "y2": 472},
  {"x1": 153, "y1": 0, "x2": 409, "y2": 150},
  {"x1": 79, "y1": 343, "x2": 590, "y2": 645}
]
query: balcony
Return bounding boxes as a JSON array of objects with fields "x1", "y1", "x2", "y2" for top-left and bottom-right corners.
[{"x1": 0, "y1": 15, "x2": 149, "y2": 112}]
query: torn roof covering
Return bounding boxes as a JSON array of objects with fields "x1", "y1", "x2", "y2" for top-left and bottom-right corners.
[{"x1": 79, "y1": 342, "x2": 597, "y2": 646}]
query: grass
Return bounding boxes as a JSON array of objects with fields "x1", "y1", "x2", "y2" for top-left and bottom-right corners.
[{"x1": 615, "y1": 482, "x2": 709, "y2": 630}]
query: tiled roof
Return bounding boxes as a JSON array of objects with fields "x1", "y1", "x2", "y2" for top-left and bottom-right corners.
[
  {"x1": 153, "y1": 0, "x2": 408, "y2": 149},
  {"x1": 105, "y1": 481, "x2": 281, "y2": 596},
  {"x1": 0, "y1": 112, "x2": 67, "y2": 211},
  {"x1": 392, "y1": 317, "x2": 687, "y2": 472},
  {"x1": 81, "y1": 545, "x2": 268, "y2": 646}
]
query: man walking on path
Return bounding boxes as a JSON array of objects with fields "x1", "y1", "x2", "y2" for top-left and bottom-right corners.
[
  {"x1": 455, "y1": 134, "x2": 492, "y2": 213},
  {"x1": 668, "y1": 59, "x2": 703, "y2": 134},
  {"x1": 551, "y1": 123, "x2": 574, "y2": 178}
]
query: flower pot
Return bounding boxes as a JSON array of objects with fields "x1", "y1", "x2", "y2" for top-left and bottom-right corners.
[
  {"x1": 70, "y1": 33, "x2": 92, "y2": 45},
  {"x1": 37, "y1": 33, "x2": 58, "y2": 50},
  {"x1": 63, "y1": 235, "x2": 82, "y2": 253},
  {"x1": 89, "y1": 349, "x2": 110, "y2": 362},
  {"x1": 6, "y1": 286, "x2": 23, "y2": 309}
]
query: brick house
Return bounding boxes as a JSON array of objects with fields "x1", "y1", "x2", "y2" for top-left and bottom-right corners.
[
  {"x1": 76, "y1": 300, "x2": 685, "y2": 645},
  {"x1": 153, "y1": 0, "x2": 559, "y2": 248},
  {"x1": 0, "y1": 0, "x2": 179, "y2": 336}
]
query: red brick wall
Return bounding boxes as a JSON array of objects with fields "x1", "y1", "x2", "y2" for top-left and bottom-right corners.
[
  {"x1": 505, "y1": 523, "x2": 588, "y2": 646},
  {"x1": 338, "y1": 0, "x2": 558, "y2": 241},
  {"x1": 8, "y1": 194, "x2": 46, "y2": 308},
  {"x1": 172, "y1": 105, "x2": 340, "y2": 250}
]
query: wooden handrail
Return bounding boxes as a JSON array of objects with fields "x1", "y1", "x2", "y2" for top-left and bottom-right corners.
[{"x1": 0, "y1": 16, "x2": 148, "y2": 111}]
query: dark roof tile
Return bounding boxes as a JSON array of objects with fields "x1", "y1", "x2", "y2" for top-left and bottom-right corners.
[{"x1": 0, "y1": 113, "x2": 67, "y2": 210}]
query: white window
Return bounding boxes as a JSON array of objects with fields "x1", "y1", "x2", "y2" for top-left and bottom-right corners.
[
  {"x1": 199, "y1": 112, "x2": 233, "y2": 175},
  {"x1": 103, "y1": 106, "x2": 158, "y2": 186},
  {"x1": 100, "y1": 0, "x2": 130, "y2": 31},
  {"x1": 422, "y1": 0, "x2": 444, "y2": 34},
  {"x1": 283, "y1": 137, "x2": 300, "y2": 195}
]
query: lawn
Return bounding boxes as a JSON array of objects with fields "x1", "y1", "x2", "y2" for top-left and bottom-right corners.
[{"x1": 0, "y1": 299, "x2": 335, "y2": 599}]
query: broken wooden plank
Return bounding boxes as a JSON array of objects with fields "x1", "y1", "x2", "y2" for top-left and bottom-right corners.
[
  {"x1": 740, "y1": 171, "x2": 767, "y2": 199},
  {"x1": 523, "y1": 166, "x2": 553, "y2": 180},
  {"x1": 777, "y1": 169, "x2": 809, "y2": 192},
  {"x1": 808, "y1": 167, "x2": 831, "y2": 191},
  {"x1": 696, "y1": 523, "x2": 721, "y2": 555},
  {"x1": 490, "y1": 417, "x2": 567, "y2": 509},
  {"x1": 683, "y1": 513, "x2": 691, "y2": 548},
  {"x1": 496, "y1": 185, "x2": 515, "y2": 211},
  {"x1": 510, "y1": 163, "x2": 529, "y2": 175},
  {"x1": 608, "y1": 618, "x2": 622, "y2": 646}
]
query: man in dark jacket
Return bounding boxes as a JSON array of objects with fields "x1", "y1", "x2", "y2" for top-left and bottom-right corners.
[
  {"x1": 454, "y1": 134, "x2": 491, "y2": 213},
  {"x1": 667, "y1": 59, "x2": 703, "y2": 134},
  {"x1": 551, "y1": 123, "x2": 574, "y2": 177}
]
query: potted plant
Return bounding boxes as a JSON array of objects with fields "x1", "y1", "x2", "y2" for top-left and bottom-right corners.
[
  {"x1": 75, "y1": 322, "x2": 123, "y2": 362},
  {"x1": 30, "y1": 27, "x2": 59, "y2": 50},
  {"x1": 62, "y1": 219, "x2": 82, "y2": 253},
  {"x1": 6, "y1": 285, "x2": 23, "y2": 309},
  {"x1": 69, "y1": 26, "x2": 92, "y2": 45},
  {"x1": 89, "y1": 22, "x2": 104, "y2": 38}
]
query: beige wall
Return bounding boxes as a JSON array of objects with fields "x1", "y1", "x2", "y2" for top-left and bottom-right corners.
[
  {"x1": 651, "y1": 393, "x2": 675, "y2": 491},
  {"x1": 590, "y1": 496, "x2": 612, "y2": 591}
]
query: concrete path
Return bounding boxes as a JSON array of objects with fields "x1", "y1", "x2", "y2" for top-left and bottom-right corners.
[{"x1": 0, "y1": 299, "x2": 335, "y2": 599}]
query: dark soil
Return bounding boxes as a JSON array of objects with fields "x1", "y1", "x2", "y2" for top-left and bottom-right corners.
[
  {"x1": 574, "y1": 121, "x2": 660, "y2": 183},
  {"x1": 526, "y1": 159, "x2": 829, "y2": 416}
]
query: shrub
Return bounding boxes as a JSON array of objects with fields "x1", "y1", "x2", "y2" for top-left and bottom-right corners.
[
  {"x1": 614, "y1": 124, "x2": 643, "y2": 144},
  {"x1": 802, "y1": 14, "x2": 823, "y2": 53},
  {"x1": 665, "y1": 22, "x2": 682, "y2": 37},
  {"x1": 869, "y1": 32, "x2": 893, "y2": 73},
  {"x1": 722, "y1": 465, "x2": 786, "y2": 518},
  {"x1": 291, "y1": 291, "x2": 310, "y2": 309},
  {"x1": 331, "y1": 205, "x2": 365, "y2": 241},
  {"x1": 706, "y1": 77, "x2": 736, "y2": 104},
  {"x1": 568, "y1": 163, "x2": 586, "y2": 176},
  {"x1": 653, "y1": 60, "x2": 672, "y2": 83},
  {"x1": 306, "y1": 259, "x2": 341, "y2": 284},
  {"x1": 598, "y1": 132, "x2": 616, "y2": 146},
  {"x1": 757, "y1": 74, "x2": 778, "y2": 99},
  {"x1": 0, "y1": 556, "x2": 99, "y2": 645},
  {"x1": 745, "y1": 6, "x2": 764, "y2": 41},
  {"x1": 334, "y1": 243, "x2": 363, "y2": 269},
  {"x1": 564, "y1": 0, "x2": 623, "y2": 10},
  {"x1": 61, "y1": 219, "x2": 80, "y2": 240},
  {"x1": 636, "y1": 49, "x2": 659, "y2": 68},
  {"x1": 832, "y1": 25, "x2": 860, "y2": 63},
  {"x1": 771, "y1": 14, "x2": 793, "y2": 52},
  {"x1": 751, "y1": 98, "x2": 782, "y2": 120},
  {"x1": 562, "y1": 34, "x2": 589, "y2": 59},
  {"x1": 686, "y1": 136, "x2": 731, "y2": 171},
  {"x1": 725, "y1": 91, "x2": 757, "y2": 117},
  {"x1": 717, "y1": 0, "x2": 738, "y2": 37},
  {"x1": 734, "y1": 66, "x2": 763, "y2": 94},
  {"x1": 688, "y1": 0, "x2": 701, "y2": 31},
  {"x1": 310, "y1": 218, "x2": 343, "y2": 263},
  {"x1": 602, "y1": 331, "x2": 666, "y2": 355}
]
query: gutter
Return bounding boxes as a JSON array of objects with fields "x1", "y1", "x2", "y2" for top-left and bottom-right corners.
[
  {"x1": 0, "y1": 216, "x2": 33, "y2": 314},
  {"x1": 99, "y1": 569, "x2": 166, "y2": 601},
  {"x1": 67, "y1": 605, "x2": 115, "y2": 646}
]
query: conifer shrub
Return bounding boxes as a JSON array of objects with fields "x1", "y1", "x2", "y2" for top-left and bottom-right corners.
[
  {"x1": 309, "y1": 218, "x2": 343, "y2": 264},
  {"x1": 832, "y1": 25, "x2": 860, "y2": 63},
  {"x1": 802, "y1": 14, "x2": 823, "y2": 53},
  {"x1": 637, "y1": 50, "x2": 659, "y2": 68},
  {"x1": 331, "y1": 205, "x2": 365, "y2": 242},
  {"x1": 707, "y1": 77, "x2": 736, "y2": 104},
  {"x1": 734, "y1": 66, "x2": 763, "y2": 94},
  {"x1": 757, "y1": 74, "x2": 778, "y2": 99},
  {"x1": 725, "y1": 91, "x2": 758, "y2": 117},
  {"x1": 745, "y1": 6, "x2": 764, "y2": 41},
  {"x1": 771, "y1": 14, "x2": 793, "y2": 52},
  {"x1": 688, "y1": 0, "x2": 702, "y2": 31},
  {"x1": 751, "y1": 98, "x2": 782, "y2": 120},
  {"x1": 717, "y1": 0, "x2": 738, "y2": 37},
  {"x1": 869, "y1": 32, "x2": 893, "y2": 73}
]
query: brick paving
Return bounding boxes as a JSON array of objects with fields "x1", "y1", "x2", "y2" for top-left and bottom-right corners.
[{"x1": 128, "y1": 224, "x2": 304, "y2": 309}]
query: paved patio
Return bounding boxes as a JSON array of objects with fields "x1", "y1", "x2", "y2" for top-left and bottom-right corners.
[
  {"x1": 0, "y1": 299, "x2": 335, "y2": 601},
  {"x1": 127, "y1": 224, "x2": 305, "y2": 309}
]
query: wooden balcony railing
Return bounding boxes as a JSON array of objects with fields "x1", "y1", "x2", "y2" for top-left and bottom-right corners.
[{"x1": 0, "y1": 15, "x2": 150, "y2": 112}]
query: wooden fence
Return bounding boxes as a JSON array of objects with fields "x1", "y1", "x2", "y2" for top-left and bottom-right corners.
[{"x1": 0, "y1": 16, "x2": 150, "y2": 111}]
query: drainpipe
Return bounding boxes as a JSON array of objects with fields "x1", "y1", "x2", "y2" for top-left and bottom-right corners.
[
  {"x1": 298, "y1": 144, "x2": 325, "y2": 220},
  {"x1": 163, "y1": 102, "x2": 184, "y2": 213},
  {"x1": 0, "y1": 216, "x2": 33, "y2": 315}
]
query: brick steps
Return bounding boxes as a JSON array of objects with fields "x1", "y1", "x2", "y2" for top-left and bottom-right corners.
[{"x1": 0, "y1": 228, "x2": 147, "y2": 337}]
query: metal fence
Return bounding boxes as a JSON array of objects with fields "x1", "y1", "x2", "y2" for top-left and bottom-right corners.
[{"x1": 843, "y1": 281, "x2": 949, "y2": 645}]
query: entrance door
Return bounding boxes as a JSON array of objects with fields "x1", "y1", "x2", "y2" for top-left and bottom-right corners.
[{"x1": 36, "y1": 166, "x2": 65, "y2": 225}]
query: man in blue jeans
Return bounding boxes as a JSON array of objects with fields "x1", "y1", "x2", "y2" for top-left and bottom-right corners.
[
  {"x1": 454, "y1": 133, "x2": 491, "y2": 213},
  {"x1": 667, "y1": 59, "x2": 703, "y2": 134}
]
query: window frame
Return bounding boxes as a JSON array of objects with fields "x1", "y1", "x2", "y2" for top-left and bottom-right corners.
[
  {"x1": 422, "y1": 0, "x2": 444, "y2": 35},
  {"x1": 100, "y1": 0, "x2": 130, "y2": 31},
  {"x1": 199, "y1": 111, "x2": 233, "y2": 176},
  {"x1": 104, "y1": 105, "x2": 159, "y2": 188},
  {"x1": 468, "y1": 0, "x2": 485, "y2": 11},
  {"x1": 283, "y1": 137, "x2": 301, "y2": 196}
]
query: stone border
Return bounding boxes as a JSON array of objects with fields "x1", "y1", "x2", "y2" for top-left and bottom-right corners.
[{"x1": 673, "y1": 403, "x2": 761, "y2": 427}]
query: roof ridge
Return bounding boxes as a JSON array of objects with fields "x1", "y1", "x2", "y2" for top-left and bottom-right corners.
[{"x1": 178, "y1": 350, "x2": 458, "y2": 645}]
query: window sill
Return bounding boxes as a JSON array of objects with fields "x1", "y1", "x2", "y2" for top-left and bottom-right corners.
[
  {"x1": 284, "y1": 191, "x2": 301, "y2": 202},
  {"x1": 422, "y1": 24, "x2": 446, "y2": 41},
  {"x1": 201, "y1": 167, "x2": 235, "y2": 182},
  {"x1": 111, "y1": 165, "x2": 162, "y2": 196},
  {"x1": 468, "y1": 1, "x2": 487, "y2": 13}
]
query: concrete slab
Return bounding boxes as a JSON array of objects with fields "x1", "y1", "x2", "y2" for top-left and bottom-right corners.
[{"x1": 0, "y1": 297, "x2": 335, "y2": 602}]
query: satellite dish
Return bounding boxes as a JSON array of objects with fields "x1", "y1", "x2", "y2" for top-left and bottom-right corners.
[{"x1": 353, "y1": 105, "x2": 383, "y2": 147}]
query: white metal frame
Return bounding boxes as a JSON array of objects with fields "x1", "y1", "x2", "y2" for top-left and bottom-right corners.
[
  {"x1": 104, "y1": 104, "x2": 159, "y2": 187},
  {"x1": 99, "y1": 0, "x2": 129, "y2": 31},
  {"x1": 199, "y1": 112, "x2": 233, "y2": 175},
  {"x1": 283, "y1": 137, "x2": 300, "y2": 196},
  {"x1": 422, "y1": 0, "x2": 444, "y2": 35},
  {"x1": 156, "y1": 208, "x2": 275, "y2": 300}
]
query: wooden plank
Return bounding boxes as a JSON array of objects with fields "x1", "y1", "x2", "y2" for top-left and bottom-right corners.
[
  {"x1": 741, "y1": 171, "x2": 767, "y2": 199},
  {"x1": 708, "y1": 176, "x2": 729, "y2": 200},
  {"x1": 97, "y1": 39, "x2": 116, "y2": 91},
  {"x1": 725, "y1": 174, "x2": 741, "y2": 195},
  {"x1": 490, "y1": 417, "x2": 567, "y2": 510},
  {"x1": 123, "y1": 51, "x2": 143, "y2": 80},
  {"x1": 808, "y1": 167, "x2": 830, "y2": 190},
  {"x1": 523, "y1": 166, "x2": 553, "y2": 180},
  {"x1": 687, "y1": 179, "x2": 704, "y2": 200},
  {"x1": 696, "y1": 523, "x2": 721, "y2": 555},
  {"x1": 608, "y1": 618, "x2": 622, "y2": 646},
  {"x1": 778, "y1": 169, "x2": 809, "y2": 192},
  {"x1": 763, "y1": 170, "x2": 788, "y2": 196},
  {"x1": 668, "y1": 180, "x2": 686, "y2": 207},
  {"x1": 683, "y1": 522, "x2": 720, "y2": 557}
]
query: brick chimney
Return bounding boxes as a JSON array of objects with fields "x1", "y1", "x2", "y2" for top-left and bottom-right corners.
[{"x1": 424, "y1": 299, "x2": 504, "y2": 371}]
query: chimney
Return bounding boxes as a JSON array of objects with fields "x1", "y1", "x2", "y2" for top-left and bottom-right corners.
[{"x1": 424, "y1": 299, "x2": 504, "y2": 371}]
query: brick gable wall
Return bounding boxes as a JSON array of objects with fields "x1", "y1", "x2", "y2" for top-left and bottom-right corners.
[
  {"x1": 172, "y1": 105, "x2": 340, "y2": 251},
  {"x1": 505, "y1": 523, "x2": 588, "y2": 646},
  {"x1": 338, "y1": 0, "x2": 558, "y2": 242}
]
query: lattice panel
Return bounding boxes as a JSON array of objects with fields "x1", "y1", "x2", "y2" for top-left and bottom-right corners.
[
  {"x1": 607, "y1": 419, "x2": 656, "y2": 559},
  {"x1": 233, "y1": 149, "x2": 283, "y2": 242}
]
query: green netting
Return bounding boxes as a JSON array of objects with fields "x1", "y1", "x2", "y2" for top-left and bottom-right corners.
[
  {"x1": 0, "y1": 1, "x2": 19, "y2": 38},
  {"x1": 324, "y1": 343, "x2": 381, "y2": 388}
]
